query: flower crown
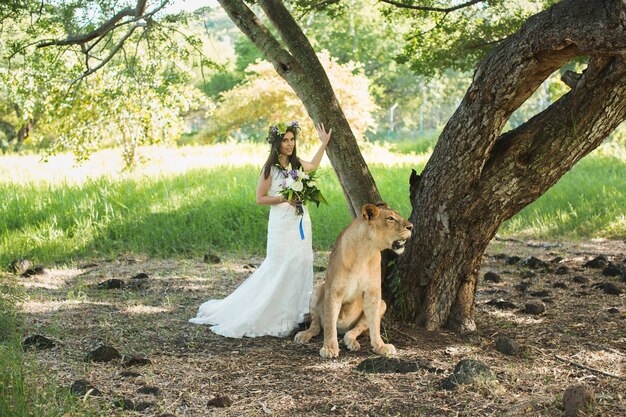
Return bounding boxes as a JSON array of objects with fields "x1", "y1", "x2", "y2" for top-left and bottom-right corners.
[{"x1": 267, "y1": 121, "x2": 300, "y2": 143}]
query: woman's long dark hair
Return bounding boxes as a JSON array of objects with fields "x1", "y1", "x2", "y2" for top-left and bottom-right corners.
[{"x1": 262, "y1": 125, "x2": 302, "y2": 179}]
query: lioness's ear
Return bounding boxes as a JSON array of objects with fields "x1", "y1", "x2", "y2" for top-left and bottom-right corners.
[
  {"x1": 362, "y1": 204, "x2": 380, "y2": 222},
  {"x1": 375, "y1": 202, "x2": 389, "y2": 209}
]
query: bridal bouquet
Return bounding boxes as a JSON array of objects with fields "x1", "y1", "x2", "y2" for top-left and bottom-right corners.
[{"x1": 278, "y1": 164, "x2": 327, "y2": 216}]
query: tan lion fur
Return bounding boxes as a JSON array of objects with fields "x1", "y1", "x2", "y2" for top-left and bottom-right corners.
[{"x1": 294, "y1": 203, "x2": 413, "y2": 358}]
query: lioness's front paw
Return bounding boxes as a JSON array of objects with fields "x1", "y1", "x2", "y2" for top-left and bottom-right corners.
[
  {"x1": 344, "y1": 335, "x2": 360, "y2": 351},
  {"x1": 294, "y1": 331, "x2": 312, "y2": 344},
  {"x1": 374, "y1": 343, "x2": 397, "y2": 356},
  {"x1": 319, "y1": 346, "x2": 340, "y2": 359}
]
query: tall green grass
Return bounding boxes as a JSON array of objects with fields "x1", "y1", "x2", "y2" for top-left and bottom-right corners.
[
  {"x1": 0, "y1": 144, "x2": 624, "y2": 268},
  {"x1": 499, "y1": 148, "x2": 626, "y2": 238},
  {"x1": 0, "y1": 163, "x2": 418, "y2": 267}
]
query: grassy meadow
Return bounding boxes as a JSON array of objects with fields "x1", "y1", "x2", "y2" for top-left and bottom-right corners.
[{"x1": 0, "y1": 141, "x2": 625, "y2": 268}]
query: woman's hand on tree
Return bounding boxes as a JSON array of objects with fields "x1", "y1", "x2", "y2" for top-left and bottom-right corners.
[{"x1": 316, "y1": 122, "x2": 332, "y2": 146}]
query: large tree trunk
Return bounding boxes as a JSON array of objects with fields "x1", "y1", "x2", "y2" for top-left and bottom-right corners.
[
  {"x1": 396, "y1": 0, "x2": 626, "y2": 332},
  {"x1": 216, "y1": 0, "x2": 382, "y2": 216}
]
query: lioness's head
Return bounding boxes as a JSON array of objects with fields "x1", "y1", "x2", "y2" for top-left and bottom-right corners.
[{"x1": 361, "y1": 203, "x2": 413, "y2": 254}]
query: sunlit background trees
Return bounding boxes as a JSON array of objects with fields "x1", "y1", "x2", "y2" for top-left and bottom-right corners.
[{"x1": 3, "y1": 0, "x2": 620, "y2": 170}]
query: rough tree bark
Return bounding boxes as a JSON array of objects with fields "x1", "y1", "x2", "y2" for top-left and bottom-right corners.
[
  {"x1": 216, "y1": 0, "x2": 382, "y2": 216},
  {"x1": 396, "y1": 0, "x2": 626, "y2": 332}
]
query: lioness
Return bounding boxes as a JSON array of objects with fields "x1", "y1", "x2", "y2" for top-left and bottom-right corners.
[{"x1": 295, "y1": 203, "x2": 413, "y2": 358}]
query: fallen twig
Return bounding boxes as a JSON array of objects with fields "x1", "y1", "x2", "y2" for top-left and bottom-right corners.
[{"x1": 554, "y1": 354, "x2": 625, "y2": 380}]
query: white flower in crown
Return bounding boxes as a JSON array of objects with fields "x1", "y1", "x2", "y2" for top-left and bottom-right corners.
[{"x1": 290, "y1": 181, "x2": 304, "y2": 192}]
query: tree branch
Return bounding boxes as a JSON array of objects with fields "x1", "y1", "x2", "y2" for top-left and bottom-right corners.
[
  {"x1": 70, "y1": 23, "x2": 145, "y2": 85},
  {"x1": 258, "y1": 0, "x2": 330, "y2": 82},
  {"x1": 37, "y1": 7, "x2": 135, "y2": 47},
  {"x1": 37, "y1": 0, "x2": 169, "y2": 48},
  {"x1": 297, "y1": 0, "x2": 341, "y2": 18},
  {"x1": 378, "y1": 0, "x2": 484, "y2": 13},
  {"x1": 419, "y1": 0, "x2": 626, "y2": 197},
  {"x1": 216, "y1": 0, "x2": 296, "y2": 72},
  {"x1": 479, "y1": 55, "x2": 626, "y2": 220},
  {"x1": 561, "y1": 70, "x2": 582, "y2": 88}
]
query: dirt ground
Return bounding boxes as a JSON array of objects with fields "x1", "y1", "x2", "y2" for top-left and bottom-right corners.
[{"x1": 6, "y1": 239, "x2": 626, "y2": 416}]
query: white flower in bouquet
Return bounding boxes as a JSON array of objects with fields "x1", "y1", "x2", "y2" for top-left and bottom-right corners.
[
  {"x1": 290, "y1": 181, "x2": 304, "y2": 192},
  {"x1": 284, "y1": 176, "x2": 295, "y2": 188}
]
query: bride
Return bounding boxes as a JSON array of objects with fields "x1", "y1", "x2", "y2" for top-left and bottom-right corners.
[{"x1": 189, "y1": 121, "x2": 332, "y2": 337}]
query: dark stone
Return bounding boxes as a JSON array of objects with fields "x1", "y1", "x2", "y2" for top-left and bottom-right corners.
[
  {"x1": 529, "y1": 290, "x2": 551, "y2": 297},
  {"x1": 112, "y1": 398, "x2": 135, "y2": 410},
  {"x1": 120, "y1": 371, "x2": 142, "y2": 378},
  {"x1": 602, "y1": 263, "x2": 625, "y2": 277},
  {"x1": 550, "y1": 256, "x2": 564, "y2": 263},
  {"x1": 203, "y1": 253, "x2": 221, "y2": 264},
  {"x1": 207, "y1": 396, "x2": 232, "y2": 408},
  {"x1": 21, "y1": 265, "x2": 45, "y2": 277},
  {"x1": 313, "y1": 265, "x2": 327, "y2": 272},
  {"x1": 122, "y1": 355, "x2": 151, "y2": 367},
  {"x1": 441, "y1": 359, "x2": 494, "y2": 390},
  {"x1": 22, "y1": 334, "x2": 55, "y2": 350},
  {"x1": 137, "y1": 386, "x2": 160, "y2": 396},
  {"x1": 521, "y1": 256, "x2": 548, "y2": 269},
  {"x1": 86, "y1": 345, "x2": 122, "y2": 362},
  {"x1": 572, "y1": 276, "x2": 589, "y2": 284},
  {"x1": 493, "y1": 253, "x2": 508, "y2": 260},
  {"x1": 70, "y1": 379, "x2": 102, "y2": 397},
  {"x1": 355, "y1": 356, "x2": 441, "y2": 374},
  {"x1": 495, "y1": 336, "x2": 520, "y2": 356},
  {"x1": 131, "y1": 272, "x2": 149, "y2": 280},
  {"x1": 96, "y1": 279, "x2": 124, "y2": 289},
  {"x1": 506, "y1": 256, "x2": 521, "y2": 265},
  {"x1": 134, "y1": 402, "x2": 154, "y2": 412},
  {"x1": 158, "y1": 414, "x2": 177, "y2": 417},
  {"x1": 552, "y1": 282, "x2": 567, "y2": 289},
  {"x1": 524, "y1": 301, "x2": 546, "y2": 315},
  {"x1": 555, "y1": 266, "x2": 569, "y2": 275},
  {"x1": 8, "y1": 259, "x2": 33, "y2": 274},
  {"x1": 483, "y1": 271, "x2": 502, "y2": 283},
  {"x1": 486, "y1": 299, "x2": 517, "y2": 310},
  {"x1": 243, "y1": 263, "x2": 257, "y2": 270},
  {"x1": 520, "y1": 270, "x2": 536, "y2": 279},
  {"x1": 563, "y1": 384, "x2": 594, "y2": 417},
  {"x1": 592, "y1": 282, "x2": 622, "y2": 295},
  {"x1": 607, "y1": 307, "x2": 620, "y2": 314},
  {"x1": 583, "y1": 255, "x2": 608, "y2": 268},
  {"x1": 514, "y1": 281, "x2": 532, "y2": 292},
  {"x1": 541, "y1": 297, "x2": 555, "y2": 304}
]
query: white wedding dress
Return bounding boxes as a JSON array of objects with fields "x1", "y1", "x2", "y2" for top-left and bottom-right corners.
[{"x1": 189, "y1": 165, "x2": 314, "y2": 337}]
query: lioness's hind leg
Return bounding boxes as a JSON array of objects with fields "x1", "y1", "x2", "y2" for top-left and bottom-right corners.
[
  {"x1": 294, "y1": 284, "x2": 323, "y2": 344},
  {"x1": 344, "y1": 299, "x2": 388, "y2": 351},
  {"x1": 343, "y1": 314, "x2": 367, "y2": 351}
]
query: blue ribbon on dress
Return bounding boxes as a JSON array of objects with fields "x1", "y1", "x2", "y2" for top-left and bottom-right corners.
[{"x1": 299, "y1": 217, "x2": 304, "y2": 240}]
